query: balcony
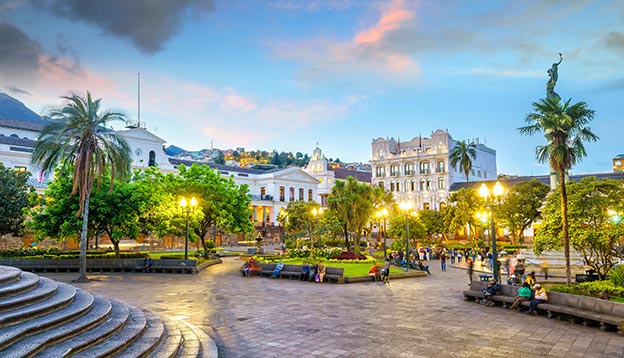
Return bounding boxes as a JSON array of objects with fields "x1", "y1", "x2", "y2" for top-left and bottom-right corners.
[{"x1": 251, "y1": 194, "x2": 274, "y2": 201}]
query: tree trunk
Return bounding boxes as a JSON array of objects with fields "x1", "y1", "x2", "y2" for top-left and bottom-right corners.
[
  {"x1": 343, "y1": 226, "x2": 349, "y2": 250},
  {"x1": 560, "y1": 171, "x2": 571, "y2": 286},
  {"x1": 113, "y1": 240, "x2": 120, "y2": 258},
  {"x1": 76, "y1": 195, "x2": 90, "y2": 283}
]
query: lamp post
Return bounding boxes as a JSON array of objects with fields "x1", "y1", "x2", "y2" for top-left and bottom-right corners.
[
  {"x1": 180, "y1": 196, "x2": 197, "y2": 260},
  {"x1": 399, "y1": 200, "x2": 412, "y2": 272},
  {"x1": 311, "y1": 207, "x2": 323, "y2": 248},
  {"x1": 475, "y1": 210, "x2": 489, "y2": 248},
  {"x1": 376, "y1": 208, "x2": 389, "y2": 260},
  {"x1": 479, "y1": 181, "x2": 504, "y2": 282}
]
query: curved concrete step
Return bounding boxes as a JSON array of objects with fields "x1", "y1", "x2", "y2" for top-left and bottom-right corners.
[
  {"x1": 0, "y1": 280, "x2": 72, "y2": 328},
  {"x1": 34, "y1": 299, "x2": 130, "y2": 358},
  {"x1": 175, "y1": 319, "x2": 218, "y2": 358},
  {"x1": 0, "y1": 277, "x2": 58, "y2": 311},
  {"x1": 0, "y1": 293, "x2": 109, "y2": 358},
  {"x1": 0, "y1": 266, "x2": 22, "y2": 286},
  {"x1": 147, "y1": 316, "x2": 182, "y2": 358},
  {"x1": 115, "y1": 309, "x2": 165, "y2": 358},
  {"x1": 0, "y1": 271, "x2": 40, "y2": 299},
  {"x1": 0, "y1": 288, "x2": 93, "y2": 351},
  {"x1": 72, "y1": 304, "x2": 147, "y2": 358}
]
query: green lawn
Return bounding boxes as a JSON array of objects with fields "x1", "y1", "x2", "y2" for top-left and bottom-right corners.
[{"x1": 260, "y1": 258, "x2": 402, "y2": 277}]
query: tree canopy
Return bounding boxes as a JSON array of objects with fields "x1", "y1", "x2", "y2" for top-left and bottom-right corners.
[
  {"x1": 0, "y1": 165, "x2": 33, "y2": 236},
  {"x1": 496, "y1": 180, "x2": 549, "y2": 245}
]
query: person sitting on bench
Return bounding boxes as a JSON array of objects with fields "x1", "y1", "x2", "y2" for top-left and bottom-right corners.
[
  {"x1": 481, "y1": 278, "x2": 501, "y2": 307},
  {"x1": 272, "y1": 261, "x2": 284, "y2": 278}
]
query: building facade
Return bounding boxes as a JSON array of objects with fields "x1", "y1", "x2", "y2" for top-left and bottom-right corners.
[{"x1": 370, "y1": 129, "x2": 497, "y2": 210}]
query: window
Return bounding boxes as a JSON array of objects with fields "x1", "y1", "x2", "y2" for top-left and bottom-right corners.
[
  {"x1": 308, "y1": 189, "x2": 313, "y2": 201},
  {"x1": 289, "y1": 187, "x2": 295, "y2": 201},
  {"x1": 437, "y1": 177, "x2": 445, "y2": 189},
  {"x1": 396, "y1": 182, "x2": 401, "y2": 192},
  {"x1": 404, "y1": 163, "x2": 414, "y2": 175},
  {"x1": 299, "y1": 188, "x2": 304, "y2": 201},
  {"x1": 148, "y1": 151, "x2": 156, "y2": 167},
  {"x1": 471, "y1": 169, "x2": 475, "y2": 175},
  {"x1": 426, "y1": 179, "x2": 431, "y2": 190},
  {"x1": 484, "y1": 172, "x2": 488, "y2": 179},
  {"x1": 420, "y1": 161, "x2": 430, "y2": 174},
  {"x1": 423, "y1": 202, "x2": 430, "y2": 210},
  {"x1": 477, "y1": 170, "x2": 482, "y2": 178},
  {"x1": 419, "y1": 179, "x2": 425, "y2": 191},
  {"x1": 378, "y1": 182, "x2": 384, "y2": 189},
  {"x1": 437, "y1": 161, "x2": 445, "y2": 173},
  {"x1": 405, "y1": 180, "x2": 410, "y2": 192},
  {"x1": 279, "y1": 187, "x2": 285, "y2": 202},
  {"x1": 390, "y1": 164, "x2": 399, "y2": 176},
  {"x1": 14, "y1": 166, "x2": 27, "y2": 172},
  {"x1": 411, "y1": 180, "x2": 416, "y2": 191},
  {"x1": 376, "y1": 166, "x2": 385, "y2": 178},
  {"x1": 390, "y1": 182, "x2": 395, "y2": 192},
  {"x1": 439, "y1": 202, "x2": 447, "y2": 210}
]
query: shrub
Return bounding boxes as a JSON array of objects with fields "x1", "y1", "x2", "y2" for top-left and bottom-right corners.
[
  {"x1": 609, "y1": 265, "x2": 624, "y2": 287},
  {"x1": 550, "y1": 281, "x2": 624, "y2": 300}
]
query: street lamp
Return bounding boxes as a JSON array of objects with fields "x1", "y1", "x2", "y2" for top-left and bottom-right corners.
[
  {"x1": 475, "y1": 210, "x2": 489, "y2": 247},
  {"x1": 376, "y1": 208, "x2": 389, "y2": 260},
  {"x1": 180, "y1": 196, "x2": 197, "y2": 260},
  {"x1": 479, "y1": 181, "x2": 504, "y2": 282},
  {"x1": 399, "y1": 200, "x2": 412, "y2": 272},
  {"x1": 311, "y1": 207, "x2": 323, "y2": 248}
]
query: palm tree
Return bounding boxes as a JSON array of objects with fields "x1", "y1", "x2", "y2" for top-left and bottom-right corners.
[
  {"x1": 31, "y1": 92, "x2": 131, "y2": 282},
  {"x1": 519, "y1": 97, "x2": 598, "y2": 286},
  {"x1": 449, "y1": 140, "x2": 477, "y2": 183}
]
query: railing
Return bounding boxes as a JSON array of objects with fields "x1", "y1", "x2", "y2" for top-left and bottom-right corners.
[{"x1": 251, "y1": 194, "x2": 274, "y2": 201}]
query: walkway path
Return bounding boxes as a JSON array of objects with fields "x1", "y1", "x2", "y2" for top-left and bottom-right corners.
[{"x1": 43, "y1": 257, "x2": 624, "y2": 357}]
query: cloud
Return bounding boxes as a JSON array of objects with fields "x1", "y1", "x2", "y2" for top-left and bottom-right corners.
[
  {"x1": 605, "y1": 31, "x2": 624, "y2": 54},
  {"x1": 272, "y1": 0, "x2": 421, "y2": 85},
  {"x1": 269, "y1": 0, "x2": 364, "y2": 12},
  {"x1": 30, "y1": 0, "x2": 214, "y2": 54},
  {"x1": 0, "y1": 22, "x2": 42, "y2": 84},
  {"x1": 5, "y1": 86, "x2": 31, "y2": 95}
]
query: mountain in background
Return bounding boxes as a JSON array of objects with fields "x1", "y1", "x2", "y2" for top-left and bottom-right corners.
[
  {"x1": 0, "y1": 93, "x2": 42, "y2": 122},
  {"x1": 164, "y1": 145, "x2": 186, "y2": 156}
]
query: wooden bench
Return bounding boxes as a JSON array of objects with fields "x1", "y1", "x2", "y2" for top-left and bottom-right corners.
[
  {"x1": 463, "y1": 281, "x2": 624, "y2": 333},
  {"x1": 0, "y1": 258, "x2": 197, "y2": 274},
  {"x1": 249, "y1": 263, "x2": 344, "y2": 283}
]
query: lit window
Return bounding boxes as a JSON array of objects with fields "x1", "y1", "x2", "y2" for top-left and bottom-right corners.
[
  {"x1": 14, "y1": 166, "x2": 27, "y2": 172},
  {"x1": 279, "y1": 187, "x2": 285, "y2": 202},
  {"x1": 289, "y1": 187, "x2": 295, "y2": 201},
  {"x1": 299, "y1": 188, "x2": 304, "y2": 201}
]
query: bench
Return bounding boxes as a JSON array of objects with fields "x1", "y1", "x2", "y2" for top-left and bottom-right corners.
[
  {"x1": 0, "y1": 258, "x2": 197, "y2": 274},
  {"x1": 463, "y1": 281, "x2": 624, "y2": 333},
  {"x1": 249, "y1": 263, "x2": 344, "y2": 283}
]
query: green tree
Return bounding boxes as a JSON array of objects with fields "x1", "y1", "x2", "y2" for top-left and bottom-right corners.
[
  {"x1": 519, "y1": 97, "x2": 599, "y2": 285},
  {"x1": 418, "y1": 209, "x2": 446, "y2": 240},
  {"x1": 31, "y1": 92, "x2": 131, "y2": 282},
  {"x1": 387, "y1": 211, "x2": 426, "y2": 242},
  {"x1": 449, "y1": 140, "x2": 476, "y2": 183},
  {"x1": 176, "y1": 164, "x2": 252, "y2": 256},
  {"x1": 496, "y1": 180, "x2": 549, "y2": 245},
  {"x1": 535, "y1": 177, "x2": 624, "y2": 279},
  {"x1": 282, "y1": 200, "x2": 320, "y2": 235},
  {"x1": 327, "y1": 176, "x2": 375, "y2": 252},
  {"x1": 0, "y1": 165, "x2": 33, "y2": 235},
  {"x1": 445, "y1": 188, "x2": 482, "y2": 245},
  {"x1": 27, "y1": 172, "x2": 84, "y2": 243}
]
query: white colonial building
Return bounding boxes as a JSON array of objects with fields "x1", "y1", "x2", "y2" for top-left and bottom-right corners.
[{"x1": 370, "y1": 129, "x2": 497, "y2": 210}]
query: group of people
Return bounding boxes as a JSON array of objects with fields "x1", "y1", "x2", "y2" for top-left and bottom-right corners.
[
  {"x1": 299, "y1": 261, "x2": 326, "y2": 283},
  {"x1": 480, "y1": 271, "x2": 548, "y2": 315},
  {"x1": 368, "y1": 258, "x2": 391, "y2": 283}
]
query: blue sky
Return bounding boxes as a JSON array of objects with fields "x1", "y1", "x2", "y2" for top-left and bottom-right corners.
[{"x1": 1, "y1": 0, "x2": 622, "y2": 176}]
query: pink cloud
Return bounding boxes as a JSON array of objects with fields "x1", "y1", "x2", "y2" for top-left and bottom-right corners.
[
  {"x1": 354, "y1": 0, "x2": 414, "y2": 45},
  {"x1": 219, "y1": 93, "x2": 257, "y2": 112}
]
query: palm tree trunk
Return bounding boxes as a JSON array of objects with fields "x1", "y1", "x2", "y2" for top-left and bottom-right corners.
[
  {"x1": 76, "y1": 195, "x2": 90, "y2": 283},
  {"x1": 559, "y1": 171, "x2": 571, "y2": 286}
]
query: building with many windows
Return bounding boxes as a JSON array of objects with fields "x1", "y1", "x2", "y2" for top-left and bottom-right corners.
[{"x1": 370, "y1": 129, "x2": 497, "y2": 210}]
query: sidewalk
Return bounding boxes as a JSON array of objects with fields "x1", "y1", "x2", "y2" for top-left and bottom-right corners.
[{"x1": 450, "y1": 259, "x2": 569, "y2": 284}]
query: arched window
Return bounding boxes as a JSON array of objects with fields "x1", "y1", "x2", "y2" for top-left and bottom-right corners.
[
  {"x1": 439, "y1": 202, "x2": 447, "y2": 210},
  {"x1": 420, "y1": 161, "x2": 430, "y2": 174},
  {"x1": 411, "y1": 180, "x2": 416, "y2": 191},
  {"x1": 405, "y1": 180, "x2": 410, "y2": 192},
  {"x1": 148, "y1": 151, "x2": 156, "y2": 167},
  {"x1": 419, "y1": 179, "x2": 425, "y2": 191},
  {"x1": 426, "y1": 179, "x2": 431, "y2": 190},
  {"x1": 437, "y1": 177, "x2": 445, "y2": 189},
  {"x1": 404, "y1": 163, "x2": 414, "y2": 175},
  {"x1": 390, "y1": 182, "x2": 395, "y2": 192}
]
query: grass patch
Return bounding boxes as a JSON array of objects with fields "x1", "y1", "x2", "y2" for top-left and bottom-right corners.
[{"x1": 254, "y1": 258, "x2": 402, "y2": 277}]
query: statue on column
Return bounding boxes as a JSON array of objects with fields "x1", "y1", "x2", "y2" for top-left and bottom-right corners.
[{"x1": 546, "y1": 53, "x2": 563, "y2": 101}]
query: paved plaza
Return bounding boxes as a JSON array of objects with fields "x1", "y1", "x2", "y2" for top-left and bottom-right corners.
[{"x1": 44, "y1": 258, "x2": 624, "y2": 358}]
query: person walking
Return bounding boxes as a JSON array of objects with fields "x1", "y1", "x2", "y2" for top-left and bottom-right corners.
[
  {"x1": 440, "y1": 250, "x2": 447, "y2": 271},
  {"x1": 467, "y1": 257, "x2": 474, "y2": 285}
]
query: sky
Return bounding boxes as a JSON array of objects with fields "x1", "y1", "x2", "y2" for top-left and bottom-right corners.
[{"x1": 0, "y1": 0, "x2": 622, "y2": 176}]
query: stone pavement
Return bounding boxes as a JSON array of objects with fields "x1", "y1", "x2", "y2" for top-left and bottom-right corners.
[{"x1": 42, "y1": 257, "x2": 624, "y2": 358}]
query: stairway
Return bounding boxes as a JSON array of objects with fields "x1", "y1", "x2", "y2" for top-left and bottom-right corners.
[{"x1": 0, "y1": 266, "x2": 218, "y2": 357}]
